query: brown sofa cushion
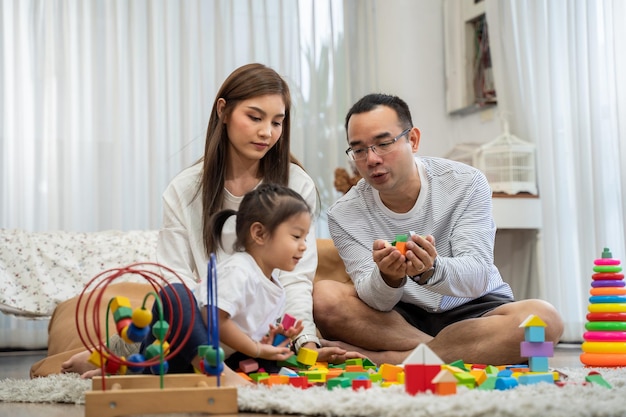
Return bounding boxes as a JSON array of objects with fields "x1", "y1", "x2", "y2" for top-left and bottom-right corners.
[
  {"x1": 30, "y1": 282, "x2": 153, "y2": 377},
  {"x1": 30, "y1": 239, "x2": 350, "y2": 377}
]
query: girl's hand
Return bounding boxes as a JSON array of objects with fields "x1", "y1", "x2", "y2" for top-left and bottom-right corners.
[
  {"x1": 261, "y1": 320, "x2": 304, "y2": 347},
  {"x1": 256, "y1": 343, "x2": 294, "y2": 361}
]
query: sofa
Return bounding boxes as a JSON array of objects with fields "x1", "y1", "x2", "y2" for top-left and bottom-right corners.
[{"x1": 0, "y1": 229, "x2": 351, "y2": 377}]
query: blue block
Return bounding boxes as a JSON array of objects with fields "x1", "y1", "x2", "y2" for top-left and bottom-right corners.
[
  {"x1": 529, "y1": 356, "x2": 549, "y2": 372},
  {"x1": 518, "y1": 373, "x2": 554, "y2": 385},
  {"x1": 495, "y1": 376, "x2": 518, "y2": 390},
  {"x1": 524, "y1": 326, "x2": 545, "y2": 342}
]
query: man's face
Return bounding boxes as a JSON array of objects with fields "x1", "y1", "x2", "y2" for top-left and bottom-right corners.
[{"x1": 346, "y1": 106, "x2": 417, "y2": 193}]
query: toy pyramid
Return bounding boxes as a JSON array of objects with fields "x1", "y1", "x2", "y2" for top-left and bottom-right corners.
[{"x1": 580, "y1": 248, "x2": 626, "y2": 367}]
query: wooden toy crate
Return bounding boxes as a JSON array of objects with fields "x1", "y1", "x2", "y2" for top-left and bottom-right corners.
[{"x1": 474, "y1": 132, "x2": 538, "y2": 195}]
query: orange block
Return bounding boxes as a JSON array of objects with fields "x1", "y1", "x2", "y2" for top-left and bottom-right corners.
[
  {"x1": 326, "y1": 368, "x2": 345, "y2": 380},
  {"x1": 396, "y1": 241, "x2": 407, "y2": 255},
  {"x1": 379, "y1": 363, "x2": 403, "y2": 382},
  {"x1": 435, "y1": 381, "x2": 457, "y2": 395}
]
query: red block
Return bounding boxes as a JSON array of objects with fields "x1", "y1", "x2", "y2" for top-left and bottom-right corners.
[
  {"x1": 288, "y1": 376, "x2": 310, "y2": 389},
  {"x1": 352, "y1": 379, "x2": 372, "y2": 391},
  {"x1": 404, "y1": 364, "x2": 440, "y2": 395}
]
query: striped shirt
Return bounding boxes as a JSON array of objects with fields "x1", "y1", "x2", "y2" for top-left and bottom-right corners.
[{"x1": 327, "y1": 156, "x2": 513, "y2": 313}]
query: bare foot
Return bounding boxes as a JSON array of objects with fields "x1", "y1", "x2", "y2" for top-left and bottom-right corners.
[
  {"x1": 61, "y1": 350, "x2": 99, "y2": 378},
  {"x1": 220, "y1": 366, "x2": 252, "y2": 386},
  {"x1": 321, "y1": 339, "x2": 413, "y2": 365}
]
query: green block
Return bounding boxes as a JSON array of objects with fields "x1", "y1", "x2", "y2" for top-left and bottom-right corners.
[
  {"x1": 341, "y1": 371, "x2": 370, "y2": 381},
  {"x1": 249, "y1": 372, "x2": 269, "y2": 382},
  {"x1": 346, "y1": 358, "x2": 363, "y2": 367},
  {"x1": 478, "y1": 375, "x2": 497, "y2": 390},
  {"x1": 449, "y1": 359, "x2": 469, "y2": 371},
  {"x1": 395, "y1": 234, "x2": 409, "y2": 242},
  {"x1": 327, "y1": 377, "x2": 351, "y2": 390},
  {"x1": 484, "y1": 365, "x2": 501, "y2": 376},
  {"x1": 113, "y1": 306, "x2": 133, "y2": 321},
  {"x1": 454, "y1": 371, "x2": 476, "y2": 389},
  {"x1": 585, "y1": 372, "x2": 612, "y2": 389},
  {"x1": 369, "y1": 373, "x2": 382, "y2": 383},
  {"x1": 363, "y1": 358, "x2": 377, "y2": 369},
  {"x1": 278, "y1": 355, "x2": 307, "y2": 369}
]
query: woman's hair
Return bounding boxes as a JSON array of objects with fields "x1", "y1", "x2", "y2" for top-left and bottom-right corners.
[
  {"x1": 207, "y1": 183, "x2": 311, "y2": 254},
  {"x1": 197, "y1": 63, "x2": 306, "y2": 256}
]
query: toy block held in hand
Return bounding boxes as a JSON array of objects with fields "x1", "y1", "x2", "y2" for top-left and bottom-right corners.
[{"x1": 297, "y1": 347, "x2": 319, "y2": 366}]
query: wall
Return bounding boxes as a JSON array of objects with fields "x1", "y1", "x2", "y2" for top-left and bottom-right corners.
[
  {"x1": 370, "y1": 0, "x2": 538, "y2": 299},
  {"x1": 372, "y1": 0, "x2": 501, "y2": 158}
]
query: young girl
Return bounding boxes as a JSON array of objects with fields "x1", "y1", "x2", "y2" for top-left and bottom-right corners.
[
  {"x1": 62, "y1": 63, "x2": 353, "y2": 379},
  {"x1": 205, "y1": 183, "x2": 310, "y2": 372}
]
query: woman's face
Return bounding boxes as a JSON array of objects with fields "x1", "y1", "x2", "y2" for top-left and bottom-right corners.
[{"x1": 220, "y1": 94, "x2": 286, "y2": 163}]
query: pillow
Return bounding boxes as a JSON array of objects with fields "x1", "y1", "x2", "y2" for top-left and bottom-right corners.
[
  {"x1": 314, "y1": 239, "x2": 351, "y2": 284},
  {"x1": 31, "y1": 282, "x2": 153, "y2": 377}
]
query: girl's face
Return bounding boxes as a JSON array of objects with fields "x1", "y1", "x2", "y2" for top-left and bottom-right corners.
[
  {"x1": 220, "y1": 94, "x2": 286, "y2": 164},
  {"x1": 259, "y1": 212, "x2": 311, "y2": 276}
]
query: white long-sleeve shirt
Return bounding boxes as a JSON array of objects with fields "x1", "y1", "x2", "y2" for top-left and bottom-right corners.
[
  {"x1": 328, "y1": 156, "x2": 513, "y2": 313},
  {"x1": 156, "y1": 162, "x2": 319, "y2": 340}
]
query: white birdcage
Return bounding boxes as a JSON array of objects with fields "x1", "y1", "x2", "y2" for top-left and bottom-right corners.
[
  {"x1": 474, "y1": 120, "x2": 538, "y2": 195},
  {"x1": 444, "y1": 142, "x2": 481, "y2": 168}
]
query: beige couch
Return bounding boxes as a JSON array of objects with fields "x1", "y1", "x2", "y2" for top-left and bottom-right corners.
[{"x1": 30, "y1": 238, "x2": 350, "y2": 377}]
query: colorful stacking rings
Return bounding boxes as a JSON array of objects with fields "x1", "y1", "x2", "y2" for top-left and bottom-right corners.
[
  {"x1": 582, "y1": 341, "x2": 626, "y2": 354},
  {"x1": 583, "y1": 331, "x2": 626, "y2": 341},
  {"x1": 585, "y1": 321, "x2": 626, "y2": 331},
  {"x1": 580, "y1": 353, "x2": 626, "y2": 367},
  {"x1": 588, "y1": 303, "x2": 626, "y2": 313}
]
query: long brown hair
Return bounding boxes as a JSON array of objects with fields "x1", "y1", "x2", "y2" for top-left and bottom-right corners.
[{"x1": 198, "y1": 63, "x2": 304, "y2": 256}]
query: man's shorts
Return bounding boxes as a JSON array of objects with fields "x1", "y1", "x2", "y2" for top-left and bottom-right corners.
[{"x1": 393, "y1": 293, "x2": 514, "y2": 337}]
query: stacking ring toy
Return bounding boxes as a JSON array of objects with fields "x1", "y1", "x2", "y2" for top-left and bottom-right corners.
[
  {"x1": 590, "y1": 287, "x2": 626, "y2": 296},
  {"x1": 580, "y1": 352, "x2": 626, "y2": 367},
  {"x1": 592, "y1": 272, "x2": 625, "y2": 280},
  {"x1": 583, "y1": 331, "x2": 626, "y2": 341},
  {"x1": 593, "y1": 265, "x2": 623, "y2": 273},
  {"x1": 589, "y1": 295, "x2": 626, "y2": 304},
  {"x1": 588, "y1": 303, "x2": 626, "y2": 313},
  {"x1": 586, "y1": 321, "x2": 626, "y2": 331},
  {"x1": 595, "y1": 258, "x2": 621, "y2": 266},
  {"x1": 591, "y1": 280, "x2": 625, "y2": 288},
  {"x1": 582, "y1": 341, "x2": 626, "y2": 354},
  {"x1": 587, "y1": 312, "x2": 626, "y2": 321}
]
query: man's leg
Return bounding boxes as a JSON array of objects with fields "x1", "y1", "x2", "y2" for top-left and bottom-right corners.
[
  {"x1": 314, "y1": 280, "x2": 563, "y2": 365},
  {"x1": 313, "y1": 280, "x2": 432, "y2": 365},
  {"x1": 427, "y1": 298, "x2": 563, "y2": 364}
]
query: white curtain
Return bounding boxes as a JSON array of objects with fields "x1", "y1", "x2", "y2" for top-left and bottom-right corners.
[
  {"x1": 487, "y1": 0, "x2": 626, "y2": 341},
  {"x1": 1, "y1": 0, "x2": 381, "y2": 346},
  {"x1": 1, "y1": 0, "x2": 378, "y2": 236}
]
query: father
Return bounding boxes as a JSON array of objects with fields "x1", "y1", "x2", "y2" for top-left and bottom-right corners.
[{"x1": 313, "y1": 93, "x2": 563, "y2": 365}]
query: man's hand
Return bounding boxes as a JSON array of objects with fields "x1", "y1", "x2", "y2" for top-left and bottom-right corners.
[
  {"x1": 404, "y1": 234, "x2": 437, "y2": 277},
  {"x1": 372, "y1": 239, "x2": 407, "y2": 286},
  {"x1": 303, "y1": 342, "x2": 367, "y2": 364}
]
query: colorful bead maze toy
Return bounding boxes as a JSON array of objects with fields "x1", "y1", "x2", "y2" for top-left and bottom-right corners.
[
  {"x1": 79, "y1": 260, "x2": 237, "y2": 417},
  {"x1": 580, "y1": 248, "x2": 626, "y2": 367}
]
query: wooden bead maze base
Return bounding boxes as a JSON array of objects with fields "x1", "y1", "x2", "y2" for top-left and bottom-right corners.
[{"x1": 85, "y1": 374, "x2": 237, "y2": 417}]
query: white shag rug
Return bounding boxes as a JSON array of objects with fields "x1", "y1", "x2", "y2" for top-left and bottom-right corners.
[{"x1": 1, "y1": 369, "x2": 626, "y2": 417}]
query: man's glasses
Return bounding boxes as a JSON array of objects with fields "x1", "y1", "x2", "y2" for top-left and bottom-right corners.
[{"x1": 345, "y1": 128, "x2": 411, "y2": 161}]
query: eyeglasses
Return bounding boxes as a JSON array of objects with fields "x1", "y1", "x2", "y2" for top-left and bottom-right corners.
[{"x1": 345, "y1": 128, "x2": 411, "y2": 161}]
